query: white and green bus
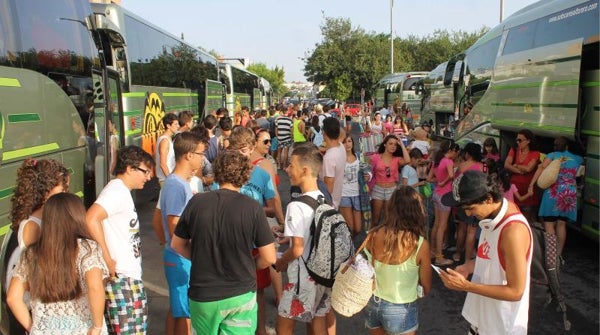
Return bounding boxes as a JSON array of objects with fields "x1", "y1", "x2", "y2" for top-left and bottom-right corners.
[
  {"x1": 90, "y1": 2, "x2": 224, "y2": 156},
  {"x1": 0, "y1": 0, "x2": 128, "y2": 332},
  {"x1": 421, "y1": 0, "x2": 599, "y2": 239},
  {"x1": 219, "y1": 62, "x2": 263, "y2": 113},
  {"x1": 373, "y1": 71, "x2": 429, "y2": 120}
]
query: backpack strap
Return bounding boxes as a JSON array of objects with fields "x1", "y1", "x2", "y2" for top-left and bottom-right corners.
[{"x1": 294, "y1": 194, "x2": 327, "y2": 209}]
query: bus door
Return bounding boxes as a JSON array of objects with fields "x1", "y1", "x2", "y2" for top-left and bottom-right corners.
[
  {"x1": 580, "y1": 69, "x2": 599, "y2": 239},
  {"x1": 91, "y1": 69, "x2": 124, "y2": 197}
]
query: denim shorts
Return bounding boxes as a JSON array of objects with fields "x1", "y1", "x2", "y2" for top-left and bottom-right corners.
[
  {"x1": 371, "y1": 185, "x2": 396, "y2": 201},
  {"x1": 339, "y1": 195, "x2": 361, "y2": 211},
  {"x1": 364, "y1": 296, "x2": 418, "y2": 335},
  {"x1": 432, "y1": 192, "x2": 451, "y2": 212}
]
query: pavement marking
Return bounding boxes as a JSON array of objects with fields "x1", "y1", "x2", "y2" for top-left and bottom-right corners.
[{"x1": 143, "y1": 280, "x2": 169, "y2": 297}]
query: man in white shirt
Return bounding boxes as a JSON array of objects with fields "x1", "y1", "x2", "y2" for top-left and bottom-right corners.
[
  {"x1": 320, "y1": 117, "x2": 347, "y2": 209},
  {"x1": 439, "y1": 171, "x2": 532, "y2": 335},
  {"x1": 86, "y1": 145, "x2": 154, "y2": 334},
  {"x1": 275, "y1": 145, "x2": 331, "y2": 335}
]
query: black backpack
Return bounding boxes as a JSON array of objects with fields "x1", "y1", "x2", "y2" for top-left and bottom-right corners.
[
  {"x1": 293, "y1": 195, "x2": 354, "y2": 287},
  {"x1": 529, "y1": 221, "x2": 571, "y2": 331}
]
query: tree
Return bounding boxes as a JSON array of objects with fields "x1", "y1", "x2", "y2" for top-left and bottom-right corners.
[
  {"x1": 247, "y1": 63, "x2": 288, "y2": 99},
  {"x1": 303, "y1": 15, "x2": 488, "y2": 101}
]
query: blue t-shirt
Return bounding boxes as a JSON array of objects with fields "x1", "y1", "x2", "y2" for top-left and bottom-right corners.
[
  {"x1": 241, "y1": 166, "x2": 276, "y2": 206},
  {"x1": 401, "y1": 165, "x2": 419, "y2": 188},
  {"x1": 160, "y1": 174, "x2": 193, "y2": 252}
]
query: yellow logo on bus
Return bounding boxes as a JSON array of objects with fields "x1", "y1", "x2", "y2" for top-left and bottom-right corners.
[{"x1": 142, "y1": 92, "x2": 165, "y2": 157}]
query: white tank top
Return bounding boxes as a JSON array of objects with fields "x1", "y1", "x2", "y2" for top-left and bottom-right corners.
[
  {"x1": 155, "y1": 135, "x2": 175, "y2": 181},
  {"x1": 462, "y1": 199, "x2": 532, "y2": 335},
  {"x1": 17, "y1": 216, "x2": 42, "y2": 250}
]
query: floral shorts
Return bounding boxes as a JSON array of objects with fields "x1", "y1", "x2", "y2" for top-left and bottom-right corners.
[{"x1": 278, "y1": 260, "x2": 331, "y2": 322}]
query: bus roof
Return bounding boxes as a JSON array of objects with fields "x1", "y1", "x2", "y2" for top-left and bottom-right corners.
[
  {"x1": 91, "y1": 2, "x2": 216, "y2": 61},
  {"x1": 468, "y1": 0, "x2": 596, "y2": 51},
  {"x1": 376, "y1": 72, "x2": 429, "y2": 85}
]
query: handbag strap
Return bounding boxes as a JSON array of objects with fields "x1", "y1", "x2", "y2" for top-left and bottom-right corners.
[{"x1": 341, "y1": 227, "x2": 380, "y2": 273}]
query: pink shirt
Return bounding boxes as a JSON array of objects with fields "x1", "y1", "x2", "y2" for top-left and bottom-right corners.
[
  {"x1": 434, "y1": 157, "x2": 454, "y2": 195},
  {"x1": 372, "y1": 154, "x2": 400, "y2": 184},
  {"x1": 503, "y1": 184, "x2": 518, "y2": 202}
]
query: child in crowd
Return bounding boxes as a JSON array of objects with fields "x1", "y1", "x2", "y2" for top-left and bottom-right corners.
[{"x1": 498, "y1": 169, "x2": 533, "y2": 203}]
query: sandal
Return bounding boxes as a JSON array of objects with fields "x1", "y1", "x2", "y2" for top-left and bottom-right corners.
[
  {"x1": 435, "y1": 257, "x2": 454, "y2": 266},
  {"x1": 452, "y1": 253, "x2": 461, "y2": 262}
]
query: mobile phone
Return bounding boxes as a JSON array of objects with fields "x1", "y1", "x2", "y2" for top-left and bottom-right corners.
[{"x1": 431, "y1": 264, "x2": 442, "y2": 274}]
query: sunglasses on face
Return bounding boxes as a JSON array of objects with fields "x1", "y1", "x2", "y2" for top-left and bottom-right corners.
[
  {"x1": 262, "y1": 139, "x2": 271, "y2": 145},
  {"x1": 516, "y1": 138, "x2": 526, "y2": 143}
]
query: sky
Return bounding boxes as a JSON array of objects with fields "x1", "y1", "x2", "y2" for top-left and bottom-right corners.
[{"x1": 121, "y1": 0, "x2": 539, "y2": 82}]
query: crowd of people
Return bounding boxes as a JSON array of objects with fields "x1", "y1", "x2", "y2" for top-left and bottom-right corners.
[{"x1": 5, "y1": 100, "x2": 584, "y2": 335}]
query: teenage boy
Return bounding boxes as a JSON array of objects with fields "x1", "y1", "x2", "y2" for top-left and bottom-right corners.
[
  {"x1": 321, "y1": 117, "x2": 346, "y2": 209},
  {"x1": 171, "y1": 150, "x2": 275, "y2": 335},
  {"x1": 439, "y1": 170, "x2": 532, "y2": 335},
  {"x1": 159, "y1": 132, "x2": 206, "y2": 335},
  {"x1": 275, "y1": 145, "x2": 331, "y2": 334},
  {"x1": 156, "y1": 113, "x2": 180, "y2": 184},
  {"x1": 86, "y1": 145, "x2": 154, "y2": 334}
]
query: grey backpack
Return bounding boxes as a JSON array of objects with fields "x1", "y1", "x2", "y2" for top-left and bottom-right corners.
[{"x1": 294, "y1": 195, "x2": 354, "y2": 287}]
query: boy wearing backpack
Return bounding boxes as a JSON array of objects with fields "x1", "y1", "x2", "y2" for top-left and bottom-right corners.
[{"x1": 275, "y1": 144, "x2": 332, "y2": 335}]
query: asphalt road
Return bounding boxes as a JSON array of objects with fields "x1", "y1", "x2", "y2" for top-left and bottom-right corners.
[{"x1": 135, "y1": 170, "x2": 599, "y2": 335}]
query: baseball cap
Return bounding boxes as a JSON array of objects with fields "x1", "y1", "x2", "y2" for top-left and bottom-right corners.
[{"x1": 441, "y1": 170, "x2": 489, "y2": 207}]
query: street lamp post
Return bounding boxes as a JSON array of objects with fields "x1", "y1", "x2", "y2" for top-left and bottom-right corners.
[{"x1": 390, "y1": 0, "x2": 394, "y2": 73}]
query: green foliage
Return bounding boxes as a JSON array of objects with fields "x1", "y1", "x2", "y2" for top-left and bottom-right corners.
[
  {"x1": 247, "y1": 63, "x2": 289, "y2": 99},
  {"x1": 303, "y1": 16, "x2": 488, "y2": 101}
]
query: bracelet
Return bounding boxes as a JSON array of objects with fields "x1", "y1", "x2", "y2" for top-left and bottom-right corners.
[{"x1": 93, "y1": 325, "x2": 103, "y2": 330}]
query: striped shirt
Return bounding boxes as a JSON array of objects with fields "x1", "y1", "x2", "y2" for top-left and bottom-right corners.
[{"x1": 275, "y1": 116, "x2": 293, "y2": 142}]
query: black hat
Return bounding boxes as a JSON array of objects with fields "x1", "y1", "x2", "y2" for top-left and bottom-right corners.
[{"x1": 441, "y1": 170, "x2": 489, "y2": 207}]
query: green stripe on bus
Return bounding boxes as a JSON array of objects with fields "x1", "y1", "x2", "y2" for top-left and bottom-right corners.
[
  {"x1": 587, "y1": 153, "x2": 600, "y2": 160},
  {"x1": 8, "y1": 113, "x2": 41, "y2": 123},
  {"x1": 3, "y1": 143, "x2": 60, "y2": 161},
  {"x1": 0, "y1": 225, "x2": 10, "y2": 237},
  {"x1": 490, "y1": 102, "x2": 577, "y2": 108},
  {"x1": 126, "y1": 129, "x2": 142, "y2": 136},
  {"x1": 123, "y1": 111, "x2": 139, "y2": 117},
  {"x1": 123, "y1": 92, "x2": 147, "y2": 98},
  {"x1": 0, "y1": 78, "x2": 21, "y2": 87},
  {"x1": 531, "y1": 55, "x2": 580, "y2": 66},
  {"x1": 0, "y1": 187, "x2": 13, "y2": 199},
  {"x1": 582, "y1": 129, "x2": 600, "y2": 137},
  {"x1": 163, "y1": 93, "x2": 198, "y2": 97},
  {"x1": 491, "y1": 119, "x2": 573, "y2": 133},
  {"x1": 492, "y1": 80, "x2": 579, "y2": 90},
  {"x1": 165, "y1": 104, "x2": 198, "y2": 111},
  {"x1": 583, "y1": 200, "x2": 599, "y2": 209},
  {"x1": 585, "y1": 177, "x2": 600, "y2": 185},
  {"x1": 582, "y1": 224, "x2": 599, "y2": 236},
  {"x1": 582, "y1": 81, "x2": 600, "y2": 87}
]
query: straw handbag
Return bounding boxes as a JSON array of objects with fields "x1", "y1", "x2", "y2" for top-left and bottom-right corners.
[
  {"x1": 537, "y1": 158, "x2": 562, "y2": 189},
  {"x1": 331, "y1": 234, "x2": 376, "y2": 317}
]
